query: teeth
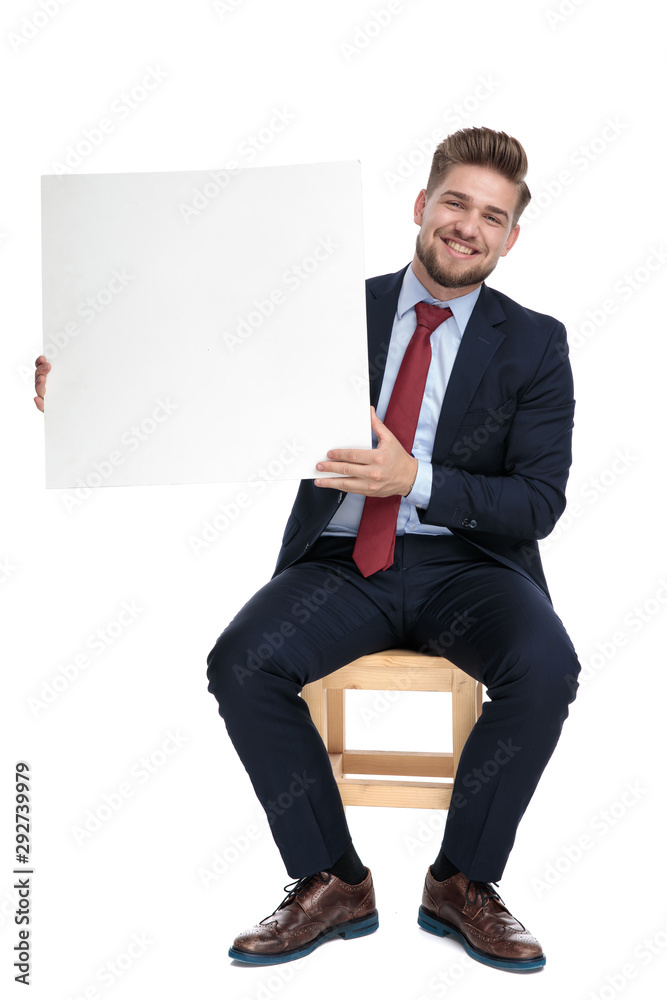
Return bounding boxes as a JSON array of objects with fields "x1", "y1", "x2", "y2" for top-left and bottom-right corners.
[{"x1": 445, "y1": 239, "x2": 475, "y2": 255}]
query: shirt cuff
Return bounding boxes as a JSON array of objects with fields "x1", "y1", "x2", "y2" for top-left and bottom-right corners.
[{"x1": 405, "y1": 461, "x2": 432, "y2": 509}]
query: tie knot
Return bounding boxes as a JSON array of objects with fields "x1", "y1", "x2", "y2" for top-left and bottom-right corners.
[{"x1": 414, "y1": 300, "x2": 453, "y2": 335}]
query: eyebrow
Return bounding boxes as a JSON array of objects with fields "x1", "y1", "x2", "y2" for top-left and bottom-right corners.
[{"x1": 441, "y1": 189, "x2": 510, "y2": 223}]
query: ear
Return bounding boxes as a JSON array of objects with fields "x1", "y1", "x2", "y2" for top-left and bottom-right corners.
[
  {"x1": 500, "y1": 224, "x2": 520, "y2": 257},
  {"x1": 413, "y1": 189, "x2": 427, "y2": 226}
]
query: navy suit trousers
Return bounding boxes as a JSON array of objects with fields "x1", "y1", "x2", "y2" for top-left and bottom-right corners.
[{"x1": 206, "y1": 533, "x2": 580, "y2": 882}]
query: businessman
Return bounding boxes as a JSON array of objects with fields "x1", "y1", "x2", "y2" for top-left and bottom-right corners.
[{"x1": 35, "y1": 127, "x2": 580, "y2": 973}]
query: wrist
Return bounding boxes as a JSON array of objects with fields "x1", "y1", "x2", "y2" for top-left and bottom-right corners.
[{"x1": 403, "y1": 457, "x2": 419, "y2": 497}]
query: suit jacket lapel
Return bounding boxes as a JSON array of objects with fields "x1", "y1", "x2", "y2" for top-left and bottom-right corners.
[
  {"x1": 365, "y1": 265, "x2": 408, "y2": 407},
  {"x1": 431, "y1": 282, "x2": 507, "y2": 460}
]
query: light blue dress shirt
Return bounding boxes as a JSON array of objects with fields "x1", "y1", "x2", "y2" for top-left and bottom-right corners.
[{"x1": 322, "y1": 264, "x2": 481, "y2": 537}]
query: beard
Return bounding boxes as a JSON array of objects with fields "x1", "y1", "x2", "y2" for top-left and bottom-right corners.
[{"x1": 415, "y1": 229, "x2": 500, "y2": 290}]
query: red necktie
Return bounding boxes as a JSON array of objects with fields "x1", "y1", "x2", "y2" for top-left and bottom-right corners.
[{"x1": 352, "y1": 301, "x2": 453, "y2": 577}]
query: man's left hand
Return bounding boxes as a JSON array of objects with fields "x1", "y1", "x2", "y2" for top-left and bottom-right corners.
[{"x1": 314, "y1": 407, "x2": 418, "y2": 498}]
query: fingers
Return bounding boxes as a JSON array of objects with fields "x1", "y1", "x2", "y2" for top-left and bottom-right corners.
[
  {"x1": 313, "y1": 476, "x2": 369, "y2": 492},
  {"x1": 34, "y1": 355, "x2": 51, "y2": 411},
  {"x1": 322, "y1": 448, "x2": 374, "y2": 465},
  {"x1": 314, "y1": 463, "x2": 384, "y2": 494},
  {"x1": 313, "y1": 474, "x2": 394, "y2": 497},
  {"x1": 34, "y1": 356, "x2": 51, "y2": 386},
  {"x1": 313, "y1": 476, "x2": 348, "y2": 490},
  {"x1": 316, "y1": 460, "x2": 377, "y2": 479},
  {"x1": 370, "y1": 407, "x2": 393, "y2": 441}
]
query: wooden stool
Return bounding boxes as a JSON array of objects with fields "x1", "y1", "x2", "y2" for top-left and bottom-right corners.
[{"x1": 301, "y1": 649, "x2": 482, "y2": 810}]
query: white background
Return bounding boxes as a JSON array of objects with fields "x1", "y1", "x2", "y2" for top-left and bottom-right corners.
[{"x1": 2, "y1": 1, "x2": 666, "y2": 999}]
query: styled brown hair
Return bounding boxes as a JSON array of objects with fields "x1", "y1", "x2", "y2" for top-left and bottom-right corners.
[{"x1": 425, "y1": 127, "x2": 531, "y2": 226}]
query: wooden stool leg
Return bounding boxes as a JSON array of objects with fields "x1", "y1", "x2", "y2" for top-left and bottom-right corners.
[
  {"x1": 327, "y1": 688, "x2": 346, "y2": 813},
  {"x1": 326, "y1": 689, "x2": 345, "y2": 755},
  {"x1": 302, "y1": 681, "x2": 347, "y2": 811},
  {"x1": 301, "y1": 680, "x2": 326, "y2": 739},
  {"x1": 452, "y1": 672, "x2": 478, "y2": 773}
]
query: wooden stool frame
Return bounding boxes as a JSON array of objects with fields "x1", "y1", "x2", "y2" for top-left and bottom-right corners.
[{"x1": 301, "y1": 649, "x2": 483, "y2": 810}]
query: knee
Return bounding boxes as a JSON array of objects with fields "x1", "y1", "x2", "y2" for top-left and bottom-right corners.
[
  {"x1": 205, "y1": 627, "x2": 257, "y2": 712},
  {"x1": 560, "y1": 651, "x2": 581, "y2": 705},
  {"x1": 538, "y1": 647, "x2": 581, "y2": 717},
  {"x1": 490, "y1": 632, "x2": 581, "y2": 712}
]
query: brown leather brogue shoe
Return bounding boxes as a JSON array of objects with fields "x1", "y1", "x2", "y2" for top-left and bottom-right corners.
[
  {"x1": 418, "y1": 868, "x2": 545, "y2": 972},
  {"x1": 229, "y1": 868, "x2": 378, "y2": 964}
]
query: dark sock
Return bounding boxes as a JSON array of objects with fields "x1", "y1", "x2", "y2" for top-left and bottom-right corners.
[
  {"x1": 326, "y1": 842, "x2": 367, "y2": 885},
  {"x1": 431, "y1": 846, "x2": 460, "y2": 882}
]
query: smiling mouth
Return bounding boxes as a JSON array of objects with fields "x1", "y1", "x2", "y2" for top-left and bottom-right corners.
[{"x1": 442, "y1": 238, "x2": 480, "y2": 256}]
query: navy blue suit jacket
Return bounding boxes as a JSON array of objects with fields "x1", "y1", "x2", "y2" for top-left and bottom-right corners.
[{"x1": 273, "y1": 264, "x2": 575, "y2": 599}]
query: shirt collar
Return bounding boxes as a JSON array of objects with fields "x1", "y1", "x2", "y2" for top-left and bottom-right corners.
[{"x1": 397, "y1": 262, "x2": 482, "y2": 335}]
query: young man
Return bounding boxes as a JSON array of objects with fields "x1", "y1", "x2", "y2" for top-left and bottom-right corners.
[{"x1": 34, "y1": 127, "x2": 580, "y2": 973}]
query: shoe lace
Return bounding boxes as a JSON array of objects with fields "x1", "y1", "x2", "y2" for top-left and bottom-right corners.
[
  {"x1": 272, "y1": 871, "x2": 332, "y2": 914},
  {"x1": 465, "y1": 880, "x2": 505, "y2": 915}
]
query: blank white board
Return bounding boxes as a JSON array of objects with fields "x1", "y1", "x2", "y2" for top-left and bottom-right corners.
[{"x1": 41, "y1": 161, "x2": 370, "y2": 488}]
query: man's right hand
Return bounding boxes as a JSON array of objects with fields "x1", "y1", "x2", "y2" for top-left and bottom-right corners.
[{"x1": 34, "y1": 355, "x2": 51, "y2": 412}]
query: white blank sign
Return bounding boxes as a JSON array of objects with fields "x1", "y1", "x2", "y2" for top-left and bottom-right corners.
[{"x1": 41, "y1": 161, "x2": 370, "y2": 488}]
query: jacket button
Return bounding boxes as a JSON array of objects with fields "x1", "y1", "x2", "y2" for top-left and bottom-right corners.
[{"x1": 461, "y1": 517, "x2": 477, "y2": 528}]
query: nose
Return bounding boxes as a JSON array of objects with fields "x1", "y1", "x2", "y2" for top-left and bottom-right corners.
[{"x1": 453, "y1": 210, "x2": 482, "y2": 241}]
